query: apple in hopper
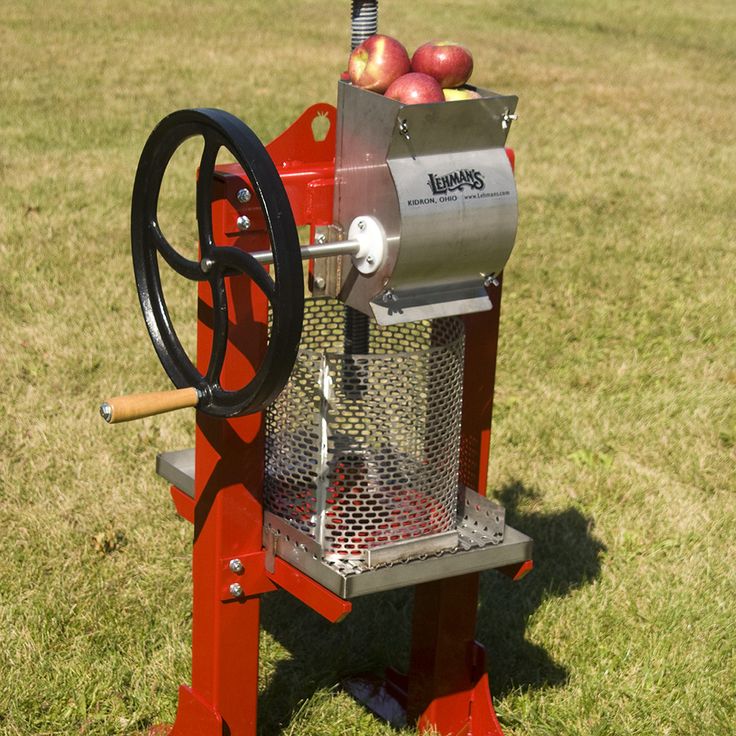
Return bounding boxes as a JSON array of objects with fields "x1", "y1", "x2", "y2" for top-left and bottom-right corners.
[
  {"x1": 411, "y1": 41, "x2": 474, "y2": 88},
  {"x1": 348, "y1": 34, "x2": 411, "y2": 93},
  {"x1": 385, "y1": 72, "x2": 445, "y2": 104},
  {"x1": 443, "y1": 87, "x2": 481, "y2": 101}
]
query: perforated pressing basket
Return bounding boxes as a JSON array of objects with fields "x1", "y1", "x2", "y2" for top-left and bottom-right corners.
[{"x1": 264, "y1": 298, "x2": 465, "y2": 561}]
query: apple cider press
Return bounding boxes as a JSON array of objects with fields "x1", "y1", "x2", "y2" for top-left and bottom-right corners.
[{"x1": 101, "y1": 2, "x2": 532, "y2": 734}]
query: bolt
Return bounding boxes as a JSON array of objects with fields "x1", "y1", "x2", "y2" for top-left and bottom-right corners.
[
  {"x1": 501, "y1": 110, "x2": 518, "y2": 130},
  {"x1": 236, "y1": 187, "x2": 251, "y2": 203},
  {"x1": 314, "y1": 232, "x2": 327, "y2": 244},
  {"x1": 366, "y1": 255, "x2": 374, "y2": 264},
  {"x1": 201, "y1": 257, "x2": 215, "y2": 273},
  {"x1": 313, "y1": 276, "x2": 326, "y2": 290},
  {"x1": 483, "y1": 274, "x2": 499, "y2": 288},
  {"x1": 229, "y1": 558, "x2": 244, "y2": 574},
  {"x1": 358, "y1": 220, "x2": 366, "y2": 231},
  {"x1": 229, "y1": 583, "x2": 243, "y2": 598},
  {"x1": 236, "y1": 215, "x2": 251, "y2": 231}
]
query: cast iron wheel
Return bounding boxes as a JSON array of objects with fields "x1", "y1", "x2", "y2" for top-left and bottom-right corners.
[{"x1": 130, "y1": 108, "x2": 303, "y2": 417}]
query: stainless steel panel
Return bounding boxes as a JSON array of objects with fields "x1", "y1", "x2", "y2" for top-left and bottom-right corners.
[
  {"x1": 331, "y1": 81, "x2": 519, "y2": 319},
  {"x1": 387, "y1": 147, "x2": 517, "y2": 290},
  {"x1": 332, "y1": 81, "x2": 402, "y2": 315},
  {"x1": 366, "y1": 529, "x2": 459, "y2": 567},
  {"x1": 264, "y1": 518, "x2": 532, "y2": 599},
  {"x1": 368, "y1": 282, "x2": 491, "y2": 325},
  {"x1": 156, "y1": 448, "x2": 195, "y2": 498}
]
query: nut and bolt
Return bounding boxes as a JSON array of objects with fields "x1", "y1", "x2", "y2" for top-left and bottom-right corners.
[
  {"x1": 313, "y1": 276, "x2": 326, "y2": 290},
  {"x1": 236, "y1": 187, "x2": 252, "y2": 203},
  {"x1": 381, "y1": 289, "x2": 398, "y2": 304},
  {"x1": 229, "y1": 558, "x2": 244, "y2": 574},
  {"x1": 501, "y1": 110, "x2": 518, "y2": 130},
  {"x1": 236, "y1": 215, "x2": 251, "y2": 231},
  {"x1": 200, "y1": 257, "x2": 215, "y2": 273},
  {"x1": 483, "y1": 274, "x2": 500, "y2": 288},
  {"x1": 229, "y1": 583, "x2": 244, "y2": 598},
  {"x1": 314, "y1": 232, "x2": 327, "y2": 244}
]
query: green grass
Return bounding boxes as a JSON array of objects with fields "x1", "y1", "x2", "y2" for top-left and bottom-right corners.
[{"x1": 1, "y1": 1, "x2": 734, "y2": 734}]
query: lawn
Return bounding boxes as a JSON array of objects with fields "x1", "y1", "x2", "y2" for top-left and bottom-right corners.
[{"x1": 0, "y1": 1, "x2": 734, "y2": 734}]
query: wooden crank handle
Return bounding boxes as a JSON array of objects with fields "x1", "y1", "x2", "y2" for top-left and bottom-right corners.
[{"x1": 99, "y1": 387, "x2": 200, "y2": 424}]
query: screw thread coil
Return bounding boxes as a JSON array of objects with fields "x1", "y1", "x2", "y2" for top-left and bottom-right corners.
[{"x1": 351, "y1": 0, "x2": 378, "y2": 49}]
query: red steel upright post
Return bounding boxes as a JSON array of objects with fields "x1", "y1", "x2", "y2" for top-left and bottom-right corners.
[
  {"x1": 407, "y1": 280, "x2": 507, "y2": 736},
  {"x1": 167, "y1": 176, "x2": 272, "y2": 736},
  {"x1": 164, "y1": 105, "x2": 343, "y2": 736}
]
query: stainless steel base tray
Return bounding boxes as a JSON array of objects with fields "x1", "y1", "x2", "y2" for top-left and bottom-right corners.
[{"x1": 157, "y1": 448, "x2": 533, "y2": 599}]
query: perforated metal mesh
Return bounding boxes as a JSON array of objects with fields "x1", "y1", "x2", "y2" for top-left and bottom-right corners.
[{"x1": 265, "y1": 298, "x2": 465, "y2": 561}]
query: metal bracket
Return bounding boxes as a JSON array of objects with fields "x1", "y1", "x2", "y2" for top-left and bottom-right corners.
[
  {"x1": 219, "y1": 551, "x2": 276, "y2": 601},
  {"x1": 311, "y1": 224, "x2": 344, "y2": 296}
]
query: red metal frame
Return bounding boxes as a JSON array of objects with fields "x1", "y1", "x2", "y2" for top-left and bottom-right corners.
[{"x1": 157, "y1": 104, "x2": 529, "y2": 736}]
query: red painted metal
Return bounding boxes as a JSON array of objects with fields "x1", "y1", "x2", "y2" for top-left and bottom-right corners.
[
  {"x1": 165, "y1": 106, "x2": 348, "y2": 735},
  {"x1": 269, "y1": 557, "x2": 352, "y2": 624},
  {"x1": 169, "y1": 486, "x2": 194, "y2": 524},
  {"x1": 402, "y1": 277, "x2": 513, "y2": 735},
  {"x1": 498, "y1": 559, "x2": 534, "y2": 582},
  {"x1": 217, "y1": 103, "x2": 336, "y2": 242},
  {"x1": 166, "y1": 170, "x2": 270, "y2": 736},
  {"x1": 159, "y1": 105, "x2": 527, "y2": 736}
]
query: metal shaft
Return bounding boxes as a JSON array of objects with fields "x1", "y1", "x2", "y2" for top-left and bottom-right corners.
[{"x1": 249, "y1": 239, "x2": 360, "y2": 265}]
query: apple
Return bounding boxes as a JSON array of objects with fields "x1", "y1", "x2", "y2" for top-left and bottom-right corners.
[
  {"x1": 411, "y1": 41, "x2": 474, "y2": 88},
  {"x1": 443, "y1": 87, "x2": 481, "y2": 101},
  {"x1": 348, "y1": 34, "x2": 411, "y2": 93},
  {"x1": 384, "y1": 72, "x2": 444, "y2": 104}
]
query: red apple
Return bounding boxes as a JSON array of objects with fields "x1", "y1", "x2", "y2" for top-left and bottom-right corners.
[
  {"x1": 443, "y1": 87, "x2": 481, "y2": 101},
  {"x1": 348, "y1": 34, "x2": 411, "y2": 93},
  {"x1": 411, "y1": 41, "x2": 474, "y2": 88},
  {"x1": 384, "y1": 72, "x2": 444, "y2": 104}
]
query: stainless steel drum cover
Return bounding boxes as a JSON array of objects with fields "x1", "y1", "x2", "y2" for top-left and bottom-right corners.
[{"x1": 264, "y1": 298, "x2": 465, "y2": 561}]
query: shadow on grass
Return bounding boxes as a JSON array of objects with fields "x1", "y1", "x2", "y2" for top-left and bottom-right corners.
[
  {"x1": 477, "y1": 480, "x2": 607, "y2": 698},
  {"x1": 258, "y1": 479, "x2": 605, "y2": 734}
]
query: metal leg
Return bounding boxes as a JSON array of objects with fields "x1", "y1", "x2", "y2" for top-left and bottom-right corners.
[
  {"x1": 348, "y1": 281, "x2": 508, "y2": 735},
  {"x1": 165, "y1": 178, "x2": 271, "y2": 736},
  {"x1": 407, "y1": 575, "x2": 504, "y2": 736}
]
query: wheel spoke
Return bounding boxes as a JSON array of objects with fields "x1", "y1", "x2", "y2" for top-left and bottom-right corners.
[
  {"x1": 196, "y1": 137, "x2": 220, "y2": 256},
  {"x1": 212, "y1": 246, "x2": 276, "y2": 303},
  {"x1": 149, "y1": 221, "x2": 204, "y2": 281},
  {"x1": 206, "y1": 277, "x2": 229, "y2": 384}
]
